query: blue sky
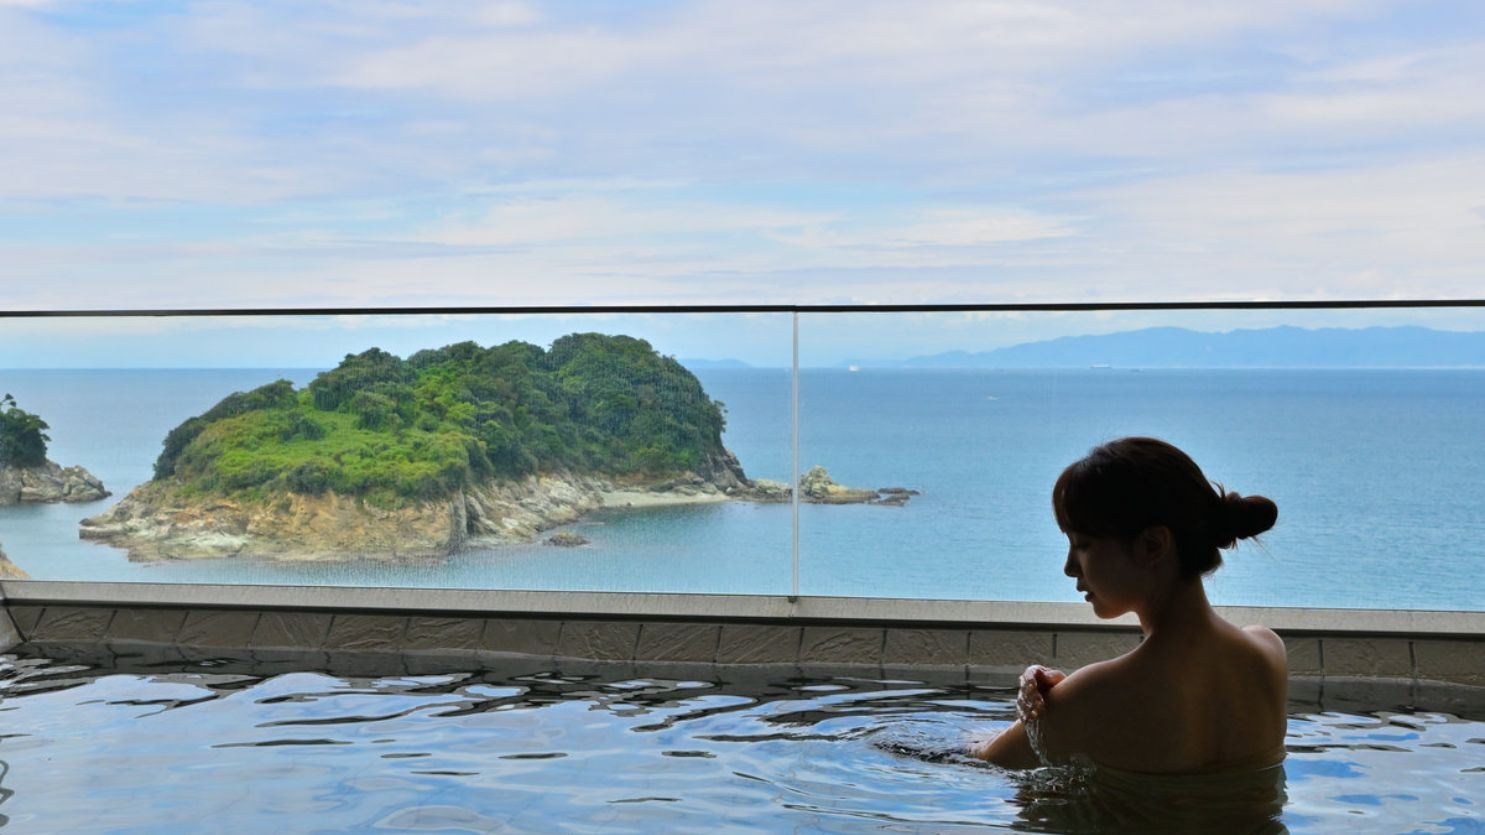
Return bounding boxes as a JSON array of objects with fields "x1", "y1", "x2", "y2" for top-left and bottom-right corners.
[{"x1": 1, "y1": 1, "x2": 1484, "y2": 365}]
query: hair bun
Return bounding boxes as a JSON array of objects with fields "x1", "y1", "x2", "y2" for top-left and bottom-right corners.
[{"x1": 1214, "y1": 491, "x2": 1278, "y2": 548}]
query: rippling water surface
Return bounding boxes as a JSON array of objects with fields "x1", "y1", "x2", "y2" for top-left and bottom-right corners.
[{"x1": 1, "y1": 654, "x2": 1480, "y2": 833}]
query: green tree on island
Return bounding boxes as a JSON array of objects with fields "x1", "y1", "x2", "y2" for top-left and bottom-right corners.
[
  {"x1": 0, "y1": 393, "x2": 51, "y2": 468},
  {"x1": 151, "y1": 334, "x2": 731, "y2": 505}
]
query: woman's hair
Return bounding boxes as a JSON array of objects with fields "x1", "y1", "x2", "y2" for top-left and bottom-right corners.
[{"x1": 1052, "y1": 437, "x2": 1277, "y2": 579}]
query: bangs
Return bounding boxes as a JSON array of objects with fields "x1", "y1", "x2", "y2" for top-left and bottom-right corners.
[{"x1": 1052, "y1": 456, "x2": 1145, "y2": 540}]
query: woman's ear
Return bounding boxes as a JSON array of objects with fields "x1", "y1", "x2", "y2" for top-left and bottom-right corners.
[{"x1": 1134, "y1": 525, "x2": 1174, "y2": 568}]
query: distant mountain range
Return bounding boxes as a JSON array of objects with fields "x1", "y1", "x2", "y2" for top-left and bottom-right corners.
[{"x1": 846, "y1": 326, "x2": 1485, "y2": 369}]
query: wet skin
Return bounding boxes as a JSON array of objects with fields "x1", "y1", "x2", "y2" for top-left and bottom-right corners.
[{"x1": 972, "y1": 526, "x2": 1288, "y2": 773}]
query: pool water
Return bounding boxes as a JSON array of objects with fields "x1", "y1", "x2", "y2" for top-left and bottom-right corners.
[{"x1": 1, "y1": 653, "x2": 1480, "y2": 833}]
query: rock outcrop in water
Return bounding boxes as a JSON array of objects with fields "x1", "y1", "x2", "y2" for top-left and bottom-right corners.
[
  {"x1": 0, "y1": 394, "x2": 106, "y2": 506},
  {"x1": 799, "y1": 465, "x2": 890, "y2": 504},
  {"x1": 544, "y1": 531, "x2": 590, "y2": 548},
  {"x1": 741, "y1": 466, "x2": 918, "y2": 506},
  {"x1": 0, "y1": 459, "x2": 109, "y2": 506}
]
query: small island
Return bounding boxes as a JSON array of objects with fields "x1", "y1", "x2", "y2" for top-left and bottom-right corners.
[
  {"x1": 0, "y1": 393, "x2": 109, "y2": 507},
  {"x1": 81, "y1": 334, "x2": 910, "y2": 562}
]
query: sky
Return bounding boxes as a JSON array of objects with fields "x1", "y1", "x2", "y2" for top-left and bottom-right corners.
[{"x1": 1, "y1": 0, "x2": 1484, "y2": 365}]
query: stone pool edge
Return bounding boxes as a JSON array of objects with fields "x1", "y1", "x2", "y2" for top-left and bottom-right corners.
[{"x1": 3, "y1": 581, "x2": 1482, "y2": 694}]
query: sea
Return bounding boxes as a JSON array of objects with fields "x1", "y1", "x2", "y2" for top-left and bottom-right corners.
[{"x1": 1, "y1": 367, "x2": 1482, "y2": 611}]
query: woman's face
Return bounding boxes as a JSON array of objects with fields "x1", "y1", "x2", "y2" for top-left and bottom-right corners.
[{"x1": 1063, "y1": 532, "x2": 1149, "y2": 619}]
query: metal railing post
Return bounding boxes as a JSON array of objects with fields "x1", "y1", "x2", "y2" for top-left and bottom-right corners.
[{"x1": 790, "y1": 311, "x2": 800, "y2": 602}]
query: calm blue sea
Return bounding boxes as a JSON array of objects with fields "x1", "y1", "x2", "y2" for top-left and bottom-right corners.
[{"x1": 1, "y1": 367, "x2": 1482, "y2": 610}]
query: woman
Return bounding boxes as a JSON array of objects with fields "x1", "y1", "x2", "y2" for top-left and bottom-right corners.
[{"x1": 971, "y1": 437, "x2": 1286, "y2": 774}]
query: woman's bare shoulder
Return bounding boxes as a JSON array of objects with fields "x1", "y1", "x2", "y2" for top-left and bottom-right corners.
[
  {"x1": 1034, "y1": 656, "x2": 1146, "y2": 754},
  {"x1": 1046, "y1": 654, "x2": 1133, "y2": 698},
  {"x1": 1239, "y1": 625, "x2": 1287, "y2": 665}
]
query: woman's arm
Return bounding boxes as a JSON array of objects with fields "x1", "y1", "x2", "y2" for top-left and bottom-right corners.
[
  {"x1": 968, "y1": 665, "x2": 1067, "y2": 768},
  {"x1": 967, "y1": 719, "x2": 1041, "y2": 769},
  {"x1": 971, "y1": 661, "x2": 1117, "y2": 768}
]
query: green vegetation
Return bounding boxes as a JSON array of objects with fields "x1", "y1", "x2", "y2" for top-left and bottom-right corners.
[
  {"x1": 0, "y1": 393, "x2": 50, "y2": 468},
  {"x1": 153, "y1": 334, "x2": 730, "y2": 504}
]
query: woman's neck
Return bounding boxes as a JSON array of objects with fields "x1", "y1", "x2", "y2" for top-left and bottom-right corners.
[{"x1": 1136, "y1": 577, "x2": 1218, "y2": 641}]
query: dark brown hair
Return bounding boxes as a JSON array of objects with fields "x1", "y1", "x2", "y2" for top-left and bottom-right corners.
[{"x1": 1052, "y1": 437, "x2": 1278, "y2": 579}]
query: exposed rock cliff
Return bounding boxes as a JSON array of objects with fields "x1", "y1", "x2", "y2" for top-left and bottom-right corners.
[
  {"x1": 79, "y1": 471, "x2": 618, "y2": 561},
  {"x1": 0, "y1": 459, "x2": 109, "y2": 506},
  {"x1": 77, "y1": 463, "x2": 910, "y2": 562}
]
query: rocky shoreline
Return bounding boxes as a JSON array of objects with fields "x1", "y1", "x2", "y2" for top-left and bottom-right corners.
[
  {"x1": 80, "y1": 473, "x2": 612, "y2": 562},
  {"x1": 79, "y1": 465, "x2": 912, "y2": 562},
  {"x1": 0, "y1": 459, "x2": 109, "y2": 506},
  {"x1": 0, "y1": 542, "x2": 28, "y2": 579}
]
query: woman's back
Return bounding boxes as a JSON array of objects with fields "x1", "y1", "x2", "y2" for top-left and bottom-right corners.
[{"x1": 1041, "y1": 618, "x2": 1287, "y2": 774}]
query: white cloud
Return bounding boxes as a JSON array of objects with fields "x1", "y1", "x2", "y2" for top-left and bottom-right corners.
[
  {"x1": 772, "y1": 208, "x2": 1075, "y2": 250},
  {"x1": 332, "y1": 30, "x2": 640, "y2": 99},
  {"x1": 1053, "y1": 154, "x2": 1485, "y2": 301},
  {"x1": 416, "y1": 194, "x2": 835, "y2": 248},
  {"x1": 5, "y1": 146, "x2": 1480, "y2": 311},
  {"x1": 2, "y1": 0, "x2": 1483, "y2": 314},
  {"x1": 4, "y1": 1, "x2": 1473, "y2": 200},
  {"x1": 305, "y1": 0, "x2": 1389, "y2": 100}
]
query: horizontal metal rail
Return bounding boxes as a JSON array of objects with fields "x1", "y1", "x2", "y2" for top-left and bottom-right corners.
[{"x1": 3, "y1": 299, "x2": 1485, "y2": 319}]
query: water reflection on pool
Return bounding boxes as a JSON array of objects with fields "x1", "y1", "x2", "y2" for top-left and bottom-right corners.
[{"x1": 1, "y1": 654, "x2": 1480, "y2": 833}]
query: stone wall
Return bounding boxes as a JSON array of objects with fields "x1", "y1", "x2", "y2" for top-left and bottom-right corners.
[{"x1": 5, "y1": 602, "x2": 1483, "y2": 692}]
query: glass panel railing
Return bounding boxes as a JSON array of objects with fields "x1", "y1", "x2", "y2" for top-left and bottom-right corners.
[
  {"x1": 4, "y1": 304, "x2": 1482, "y2": 610},
  {"x1": 0, "y1": 312, "x2": 795, "y2": 594},
  {"x1": 797, "y1": 306, "x2": 1485, "y2": 611}
]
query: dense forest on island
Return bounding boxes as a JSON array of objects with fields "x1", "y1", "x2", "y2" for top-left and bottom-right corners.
[
  {"x1": 153, "y1": 334, "x2": 730, "y2": 505},
  {"x1": 0, "y1": 393, "x2": 51, "y2": 468}
]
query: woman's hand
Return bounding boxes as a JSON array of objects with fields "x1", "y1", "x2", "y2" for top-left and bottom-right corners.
[
  {"x1": 1017, "y1": 665, "x2": 1066, "y2": 723},
  {"x1": 968, "y1": 665, "x2": 1069, "y2": 767}
]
